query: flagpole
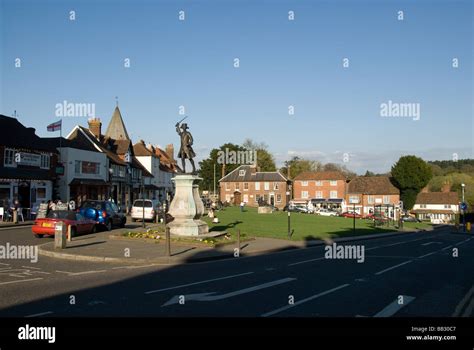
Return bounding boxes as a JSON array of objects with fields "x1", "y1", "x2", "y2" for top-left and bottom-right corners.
[{"x1": 59, "y1": 119, "x2": 62, "y2": 162}]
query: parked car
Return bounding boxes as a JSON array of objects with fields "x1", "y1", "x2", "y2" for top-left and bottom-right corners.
[
  {"x1": 79, "y1": 200, "x2": 126, "y2": 231},
  {"x1": 32, "y1": 210, "x2": 96, "y2": 238},
  {"x1": 318, "y1": 209, "x2": 338, "y2": 217},
  {"x1": 131, "y1": 199, "x2": 161, "y2": 222},
  {"x1": 341, "y1": 211, "x2": 363, "y2": 219},
  {"x1": 283, "y1": 205, "x2": 309, "y2": 213},
  {"x1": 401, "y1": 215, "x2": 421, "y2": 222}
]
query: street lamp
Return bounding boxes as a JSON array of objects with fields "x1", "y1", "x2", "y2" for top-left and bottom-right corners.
[
  {"x1": 141, "y1": 176, "x2": 145, "y2": 228},
  {"x1": 461, "y1": 183, "x2": 466, "y2": 232},
  {"x1": 108, "y1": 168, "x2": 114, "y2": 201}
]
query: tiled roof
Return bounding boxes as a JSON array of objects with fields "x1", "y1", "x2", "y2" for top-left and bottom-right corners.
[
  {"x1": 294, "y1": 171, "x2": 347, "y2": 181},
  {"x1": 347, "y1": 176, "x2": 399, "y2": 195},
  {"x1": 415, "y1": 192, "x2": 459, "y2": 205},
  {"x1": 219, "y1": 165, "x2": 288, "y2": 182},
  {"x1": 104, "y1": 107, "x2": 130, "y2": 141},
  {"x1": 0, "y1": 115, "x2": 58, "y2": 152}
]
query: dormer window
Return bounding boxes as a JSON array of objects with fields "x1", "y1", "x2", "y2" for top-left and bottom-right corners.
[{"x1": 239, "y1": 170, "x2": 246, "y2": 176}]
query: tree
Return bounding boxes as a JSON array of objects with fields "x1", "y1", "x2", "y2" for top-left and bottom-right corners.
[
  {"x1": 392, "y1": 155, "x2": 433, "y2": 209},
  {"x1": 323, "y1": 163, "x2": 357, "y2": 180},
  {"x1": 364, "y1": 170, "x2": 375, "y2": 177},
  {"x1": 198, "y1": 143, "x2": 244, "y2": 191},
  {"x1": 242, "y1": 139, "x2": 276, "y2": 171},
  {"x1": 280, "y1": 156, "x2": 322, "y2": 179}
]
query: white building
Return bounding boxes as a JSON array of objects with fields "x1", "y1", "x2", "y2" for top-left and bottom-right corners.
[{"x1": 412, "y1": 191, "x2": 459, "y2": 224}]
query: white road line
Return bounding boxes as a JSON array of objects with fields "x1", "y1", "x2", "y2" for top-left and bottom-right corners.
[
  {"x1": 421, "y1": 242, "x2": 442, "y2": 246},
  {"x1": 25, "y1": 311, "x2": 53, "y2": 318},
  {"x1": 366, "y1": 255, "x2": 417, "y2": 259},
  {"x1": 374, "y1": 296, "x2": 415, "y2": 317},
  {"x1": 0, "y1": 262, "x2": 10, "y2": 266},
  {"x1": 145, "y1": 271, "x2": 254, "y2": 294},
  {"x1": 288, "y1": 257, "x2": 325, "y2": 267},
  {"x1": 418, "y1": 251, "x2": 437, "y2": 259},
  {"x1": 68, "y1": 270, "x2": 107, "y2": 276},
  {"x1": 261, "y1": 284, "x2": 350, "y2": 317},
  {"x1": 374, "y1": 260, "x2": 413, "y2": 276},
  {"x1": 455, "y1": 238, "x2": 471, "y2": 246},
  {"x1": 365, "y1": 246, "x2": 380, "y2": 251},
  {"x1": 441, "y1": 245, "x2": 453, "y2": 251},
  {"x1": 21, "y1": 266, "x2": 41, "y2": 270},
  {"x1": 112, "y1": 264, "x2": 157, "y2": 270},
  {"x1": 0, "y1": 278, "x2": 43, "y2": 285},
  {"x1": 453, "y1": 286, "x2": 474, "y2": 317}
]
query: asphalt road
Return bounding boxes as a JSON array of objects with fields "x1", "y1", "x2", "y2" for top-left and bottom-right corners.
[{"x1": 0, "y1": 225, "x2": 473, "y2": 317}]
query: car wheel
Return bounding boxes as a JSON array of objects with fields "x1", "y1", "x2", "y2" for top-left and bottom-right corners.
[
  {"x1": 70, "y1": 227, "x2": 77, "y2": 238},
  {"x1": 34, "y1": 234, "x2": 43, "y2": 238},
  {"x1": 106, "y1": 220, "x2": 113, "y2": 231},
  {"x1": 120, "y1": 218, "x2": 126, "y2": 228},
  {"x1": 92, "y1": 225, "x2": 97, "y2": 234}
]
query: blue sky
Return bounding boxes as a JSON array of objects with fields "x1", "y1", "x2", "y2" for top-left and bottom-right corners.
[{"x1": 1, "y1": 0, "x2": 472, "y2": 173}]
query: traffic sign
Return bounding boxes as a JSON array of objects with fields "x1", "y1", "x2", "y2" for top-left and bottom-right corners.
[{"x1": 460, "y1": 202, "x2": 467, "y2": 211}]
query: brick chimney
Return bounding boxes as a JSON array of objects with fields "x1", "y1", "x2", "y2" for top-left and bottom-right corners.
[
  {"x1": 441, "y1": 181, "x2": 451, "y2": 193},
  {"x1": 88, "y1": 117, "x2": 102, "y2": 139},
  {"x1": 165, "y1": 144, "x2": 174, "y2": 161}
]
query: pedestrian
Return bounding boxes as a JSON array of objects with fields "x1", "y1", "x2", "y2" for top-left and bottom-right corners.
[{"x1": 240, "y1": 201, "x2": 245, "y2": 212}]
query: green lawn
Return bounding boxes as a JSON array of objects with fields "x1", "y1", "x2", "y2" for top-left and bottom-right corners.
[{"x1": 203, "y1": 206, "x2": 433, "y2": 241}]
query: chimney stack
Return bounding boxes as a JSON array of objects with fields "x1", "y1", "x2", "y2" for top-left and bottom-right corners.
[
  {"x1": 441, "y1": 181, "x2": 451, "y2": 193},
  {"x1": 88, "y1": 117, "x2": 102, "y2": 139},
  {"x1": 165, "y1": 144, "x2": 174, "y2": 161}
]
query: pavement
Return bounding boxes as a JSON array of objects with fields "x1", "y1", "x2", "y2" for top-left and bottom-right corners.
[
  {"x1": 0, "y1": 223, "x2": 473, "y2": 317},
  {"x1": 36, "y1": 224, "x2": 436, "y2": 264}
]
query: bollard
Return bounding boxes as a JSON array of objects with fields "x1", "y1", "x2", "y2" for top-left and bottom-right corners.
[
  {"x1": 467, "y1": 222, "x2": 471, "y2": 233},
  {"x1": 13, "y1": 209, "x2": 18, "y2": 224},
  {"x1": 67, "y1": 225, "x2": 72, "y2": 242},
  {"x1": 165, "y1": 225, "x2": 171, "y2": 257},
  {"x1": 54, "y1": 221, "x2": 67, "y2": 249},
  {"x1": 237, "y1": 229, "x2": 241, "y2": 253}
]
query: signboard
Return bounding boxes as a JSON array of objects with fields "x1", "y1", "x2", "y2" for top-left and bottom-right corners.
[
  {"x1": 56, "y1": 165, "x2": 65, "y2": 175},
  {"x1": 82, "y1": 162, "x2": 99, "y2": 174},
  {"x1": 349, "y1": 197, "x2": 359, "y2": 204},
  {"x1": 15, "y1": 152, "x2": 41, "y2": 167},
  {"x1": 375, "y1": 198, "x2": 382, "y2": 204},
  {"x1": 69, "y1": 200, "x2": 76, "y2": 210},
  {"x1": 460, "y1": 202, "x2": 468, "y2": 211},
  {"x1": 55, "y1": 202, "x2": 69, "y2": 211},
  {"x1": 37, "y1": 203, "x2": 48, "y2": 219}
]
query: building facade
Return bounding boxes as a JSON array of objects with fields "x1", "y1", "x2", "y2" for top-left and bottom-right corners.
[
  {"x1": 219, "y1": 165, "x2": 289, "y2": 209},
  {"x1": 412, "y1": 191, "x2": 459, "y2": 223},
  {"x1": 345, "y1": 176, "x2": 400, "y2": 218},
  {"x1": 0, "y1": 115, "x2": 59, "y2": 213}
]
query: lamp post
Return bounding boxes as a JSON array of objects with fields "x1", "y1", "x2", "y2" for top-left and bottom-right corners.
[
  {"x1": 108, "y1": 167, "x2": 114, "y2": 201},
  {"x1": 141, "y1": 176, "x2": 145, "y2": 228},
  {"x1": 286, "y1": 181, "x2": 292, "y2": 239},
  {"x1": 462, "y1": 183, "x2": 465, "y2": 232}
]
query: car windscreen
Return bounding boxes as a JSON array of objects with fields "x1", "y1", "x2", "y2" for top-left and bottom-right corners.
[
  {"x1": 46, "y1": 211, "x2": 76, "y2": 220},
  {"x1": 133, "y1": 200, "x2": 153, "y2": 208}
]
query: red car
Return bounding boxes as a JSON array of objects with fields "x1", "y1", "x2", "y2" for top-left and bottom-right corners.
[
  {"x1": 32, "y1": 210, "x2": 97, "y2": 238},
  {"x1": 341, "y1": 211, "x2": 363, "y2": 219},
  {"x1": 365, "y1": 213, "x2": 389, "y2": 221}
]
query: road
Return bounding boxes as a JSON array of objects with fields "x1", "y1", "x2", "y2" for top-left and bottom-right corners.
[{"x1": 0, "y1": 224, "x2": 473, "y2": 317}]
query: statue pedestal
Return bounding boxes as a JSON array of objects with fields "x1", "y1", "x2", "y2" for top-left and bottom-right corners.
[{"x1": 167, "y1": 174, "x2": 209, "y2": 236}]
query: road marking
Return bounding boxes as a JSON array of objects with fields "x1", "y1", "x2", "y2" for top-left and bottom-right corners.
[
  {"x1": 453, "y1": 286, "x2": 474, "y2": 317},
  {"x1": 417, "y1": 251, "x2": 437, "y2": 259},
  {"x1": 0, "y1": 262, "x2": 10, "y2": 266},
  {"x1": 21, "y1": 266, "x2": 41, "y2": 270},
  {"x1": 365, "y1": 246, "x2": 380, "y2": 251},
  {"x1": 261, "y1": 284, "x2": 350, "y2": 317},
  {"x1": 421, "y1": 242, "x2": 442, "y2": 246},
  {"x1": 145, "y1": 271, "x2": 254, "y2": 294},
  {"x1": 441, "y1": 245, "x2": 453, "y2": 251},
  {"x1": 455, "y1": 238, "x2": 471, "y2": 246},
  {"x1": 462, "y1": 296, "x2": 474, "y2": 317},
  {"x1": 162, "y1": 277, "x2": 296, "y2": 306},
  {"x1": 25, "y1": 311, "x2": 53, "y2": 318},
  {"x1": 0, "y1": 278, "x2": 43, "y2": 285},
  {"x1": 374, "y1": 260, "x2": 413, "y2": 275},
  {"x1": 56, "y1": 270, "x2": 107, "y2": 276},
  {"x1": 374, "y1": 296, "x2": 415, "y2": 317},
  {"x1": 112, "y1": 264, "x2": 157, "y2": 270},
  {"x1": 288, "y1": 257, "x2": 325, "y2": 267},
  {"x1": 366, "y1": 255, "x2": 417, "y2": 259}
]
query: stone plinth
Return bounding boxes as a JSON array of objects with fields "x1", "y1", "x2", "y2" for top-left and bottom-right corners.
[
  {"x1": 167, "y1": 175, "x2": 209, "y2": 236},
  {"x1": 258, "y1": 206, "x2": 273, "y2": 214}
]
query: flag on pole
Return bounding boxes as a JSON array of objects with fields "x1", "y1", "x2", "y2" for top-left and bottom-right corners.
[{"x1": 47, "y1": 120, "x2": 62, "y2": 132}]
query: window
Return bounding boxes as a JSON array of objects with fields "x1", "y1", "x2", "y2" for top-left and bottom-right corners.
[
  {"x1": 4, "y1": 149, "x2": 15, "y2": 167},
  {"x1": 302, "y1": 181, "x2": 308, "y2": 187},
  {"x1": 276, "y1": 194, "x2": 282, "y2": 203},
  {"x1": 315, "y1": 180, "x2": 322, "y2": 186},
  {"x1": 243, "y1": 194, "x2": 249, "y2": 203},
  {"x1": 273, "y1": 183, "x2": 279, "y2": 190},
  {"x1": 301, "y1": 191, "x2": 309, "y2": 199},
  {"x1": 40, "y1": 154, "x2": 50, "y2": 169},
  {"x1": 444, "y1": 204, "x2": 451, "y2": 209},
  {"x1": 255, "y1": 182, "x2": 260, "y2": 190},
  {"x1": 225, "y1": 183, "x2": 230, "y2": 191},
  {"x1": 235, "y1": 183, "x2": 240, "y2": 190},
  {"x1": 330, "y1": 191, "x2": 338, "y2": 199},
  {"x1": 36, "y1": 188, "x2": 46, "y2": 199},
  {"x1": 420, "y1": 204, "x2": 427, "y2": 208},
  {"x1": 81, "y1": 161, "x2": 100, "y2": 174},
  {"x1": 225, "y1": 194, "x2": 231, "y2": 202},
  {"x1": 383, "y1": 195, "x2": 390, "y2": 204},
  {"x1": 316, "y1": 191, "x2": 323, "y2": 199},
  {"x1": 264, "y1": 182, "x2": 269, "y2": 191},
  {"x1": 255, "y1": 194, "x2": 260, "y2": 202},
  {"x1": 244, "y1": 183, "x2": 249, "y2": 191},
  {"x1": 330, "y1": 180, "x2": 337, "y2": 186},
  {"x1": 75, "y1": 161, "x2": 81, "y2": 174},
  {"x1": 368, "y1": 196, "x2": 374, "y2": 204},
  {"x1": 239, "y1": 170, "x2": 246, "y2": 176}
]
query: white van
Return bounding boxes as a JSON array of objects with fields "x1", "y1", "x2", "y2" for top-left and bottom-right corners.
[{"x1": 131, "y1": 199, "x2": 161, "y2": 222}]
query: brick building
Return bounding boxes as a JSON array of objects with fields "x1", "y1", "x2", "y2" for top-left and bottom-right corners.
[{"x1": 219, "y1": 165, "x2": 289, "y2": 209}]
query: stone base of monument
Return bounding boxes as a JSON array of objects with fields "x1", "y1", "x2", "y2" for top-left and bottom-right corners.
[{"x1": 167, "y1": 174, "x2": 210, "y2": 236}]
